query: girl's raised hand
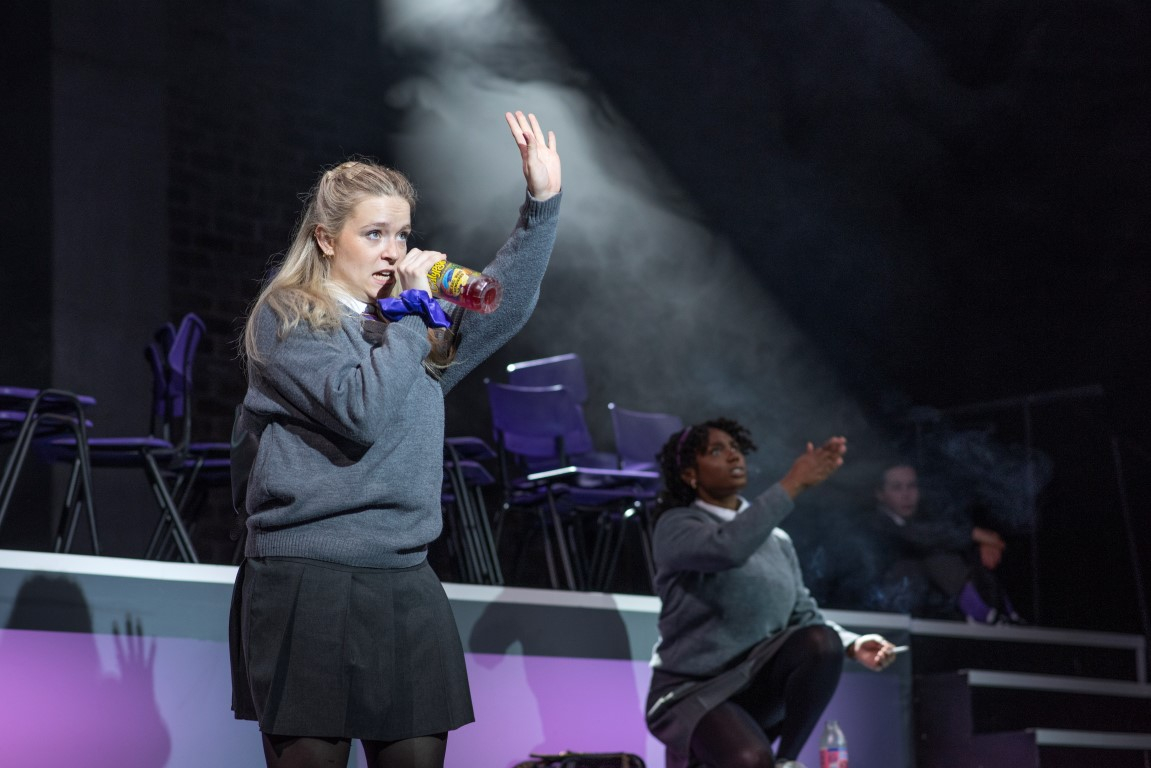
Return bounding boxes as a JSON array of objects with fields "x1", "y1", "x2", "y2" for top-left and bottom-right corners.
[{"x1": 505, "y1": 110, "x2": 561, "y2": 201}]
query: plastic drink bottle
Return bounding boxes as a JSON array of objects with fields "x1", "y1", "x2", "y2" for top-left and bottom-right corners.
[
  {"x1": 427, "y1": 260, "x2": 502, "y2": 314},
  {"x1": 819, "y1": 719, "x2": 848, "y2": 768}
]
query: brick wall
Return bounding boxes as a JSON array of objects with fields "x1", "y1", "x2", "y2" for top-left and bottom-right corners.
[
  {"x1": 166, "y1": 0, "x2": 410, "y2": 441},
  {"x1": 163, "y1": 0, "x2": 417, "y2": 559}
]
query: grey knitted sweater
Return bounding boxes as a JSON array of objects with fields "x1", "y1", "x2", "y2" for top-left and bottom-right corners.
[
  {"x1": 239, "y1": 192, "x2": 561, "y2": 568},
  {"x1": 651, "y1": 483, "x2": 856, "y2": 676}
]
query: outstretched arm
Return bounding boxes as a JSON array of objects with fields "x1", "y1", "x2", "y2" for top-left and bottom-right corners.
[{"x1": 439, "y1": 111, "x2": 563, "y2": 392}]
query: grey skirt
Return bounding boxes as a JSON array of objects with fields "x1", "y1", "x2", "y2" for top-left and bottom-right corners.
[{"x1": 229, "y1": 556, "x2": 474, "y2": 741}]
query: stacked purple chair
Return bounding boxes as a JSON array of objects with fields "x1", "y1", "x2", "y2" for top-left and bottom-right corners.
[
  {"x1": 142, "y1": 316, "x2": 231, "y2": 561},
  {"x1": 45, "y1": 313, "x2": 225, "y2": 563},
  {"x1": 505, "y1": 353, "x2": 614, "y2": 469},
  {"x1": 485, "y1": 372, "x2": 658, "y2": 592},
  {"x1": 608, "y1": 403, "x2": 684, "y2": 473}
]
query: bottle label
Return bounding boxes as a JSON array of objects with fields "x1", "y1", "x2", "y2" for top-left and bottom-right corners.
[
  {"x1": 445, "y1": 266, "x2": 469, "y2": 296},
  {"x1": 428, "y1": 261, "x2": 471, "y2": 298},
  {"x1": 820, "y1": 748, "x2": 847, "y2": 768}
]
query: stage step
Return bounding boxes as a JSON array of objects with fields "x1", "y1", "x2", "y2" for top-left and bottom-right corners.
[
  {"x1": 953, "y1": 729, "x2": 1151, "y2": 768},
  {"x1": 923, "y1": 669, "x2": 1151, "y2": 733},
  {"x1": 909, "y1": 617, "x2": 1146, "y2": 682},
  {"x1": 915, "y1": 667, "x2": 1151, "y2": 768}
]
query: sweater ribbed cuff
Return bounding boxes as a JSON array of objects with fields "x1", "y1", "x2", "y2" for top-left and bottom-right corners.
[{"x1": 523, "y1": 189, "x2": 562, "y2": 224}]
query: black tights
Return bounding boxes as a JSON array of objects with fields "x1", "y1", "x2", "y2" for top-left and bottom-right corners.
[
  {"x1": 262, "y1": 733, "x2": 447, "y2": 768},
  {"x1": 689, "y1": 625, "x2": 844, "y2": 768}
]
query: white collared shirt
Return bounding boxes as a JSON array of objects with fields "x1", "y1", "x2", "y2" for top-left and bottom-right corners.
[
  {"x1": 878, "y1": 505, "x2": 908, "y2": 526},
  {"x1": 692, "y1": 496, "x2": 751, "y2": 522},
  {"x1": 336, "y1": 293, "x2": 370, "y2": 315}
]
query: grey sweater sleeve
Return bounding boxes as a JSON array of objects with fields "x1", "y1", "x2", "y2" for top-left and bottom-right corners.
[
  {"x1": 653, "y1": 484, "x2": 795, "y2": 573},
  {"x1": 438, "y1": 191, "x2": 562, "y2": 393}
]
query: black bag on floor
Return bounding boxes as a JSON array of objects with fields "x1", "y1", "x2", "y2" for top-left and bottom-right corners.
[{"x1": 514, "y1": 752, "x2": 645, "y2": 768}]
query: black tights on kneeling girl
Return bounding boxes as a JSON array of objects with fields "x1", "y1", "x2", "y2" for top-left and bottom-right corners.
[{"x1": 689, "y1": 624, "x2": 844, "y2": 768}]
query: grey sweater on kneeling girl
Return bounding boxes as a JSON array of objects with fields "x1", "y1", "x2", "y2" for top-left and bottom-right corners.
[{"x1": 651, "y1": 483, "x2": 856, "y2": 677}]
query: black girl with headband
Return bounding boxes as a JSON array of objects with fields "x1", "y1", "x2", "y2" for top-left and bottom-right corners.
[{"x1": 643, "y1": 417, "x2": 896, "y2": 768}]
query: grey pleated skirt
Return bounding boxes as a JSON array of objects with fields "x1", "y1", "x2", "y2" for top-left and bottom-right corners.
[{"x1": 229, "y1": 556, "x2": 474, "y2": 741}]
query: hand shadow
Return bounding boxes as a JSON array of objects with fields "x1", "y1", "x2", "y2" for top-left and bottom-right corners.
[
  {"x1": 467, "y1": 595, "x2": 646, "y2": 763},
  {"x1": 0, "y1": 575, "x2": 171, "y2": 768}
]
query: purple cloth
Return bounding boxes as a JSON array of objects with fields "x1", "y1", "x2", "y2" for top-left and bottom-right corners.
[
  {"x1": 375, "y1": 290, "x2": 451, "y2": 328},
  {"x1": 958, "y1": 581, "x2": 994, "y2": 622}
]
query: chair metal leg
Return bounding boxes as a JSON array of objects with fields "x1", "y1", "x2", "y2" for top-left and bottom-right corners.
[
  {"x1": 443, "y1": 466, "x2": 482, "y2": 583},
  {"x1": 49, "y1": 416, "x2": 98, "y2": 555},
  {"x1": 639, "y1": 505, "x2": 656, "y2": 589},
  {"x1": 443, "y1": 441, "x2": 503, "y2": 586},
  {"x1": 535, "y1": 506, "x2": 561, "y2": 589},
  {"x1": 472, "y1": 492, "x2": 503, "y2": 585},
  {"x1": 141, "y1": 450, "x2": 198, "y2": 563},
  {"x1": 601, "y1": 514, "x2": 627, "y2": 593},
  {"x1": 55, "y1": 459, "x2": 83, "y2": 553},
  {"x1": 143, "y1": 510, "x2": 169, "y2": 560},
  {"x1": 462, "y1": 493, "x2": 494, "y2": 583},
  {"x1": 605, "y1": 509, "x2": 629, "y2": 590},
  {"x1": 456, "y1": 487, "x2": 486, "y2": 584},
  {"x1": 0, "y1": 413, "x2": 43, "y2": 529},
  {"x1": 73, "y1": 424, "x2": 99, "y2": 554},
  {"x1": 454, "y1": 500, "x2": 481, "y2": 583},
  {"x1": 447, "y1": 499, "x2": 480, "y2": 583},
  {"x1": 544, "y1": 488, "x2": 578, "y2": 590},
  {"x1": 586, "y1": 510, "x2": 605, "y2": 589},
  {"x1": 568, "y1": 514, "x2": 593, "y2": 591},
  {"x1": 146, "y1": 457, "x2": 206, "y2": 561},
  {"x1": 456, "y1": 478, "x2": 489, "y2": 583},
  {"x1": 172, "y1": 456, "x2": 204, "y2": 513}
]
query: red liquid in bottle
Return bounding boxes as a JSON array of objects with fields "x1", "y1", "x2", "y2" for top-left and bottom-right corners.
[{"x1": 427, "y1": 261, "x2": 502, "y2": 314}]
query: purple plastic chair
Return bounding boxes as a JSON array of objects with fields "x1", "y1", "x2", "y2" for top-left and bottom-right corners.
[
  {"x1": 142, "y1": 317, "x2": 231, "y2": 561},
  {"x1": 507, "y1": 352, "x2": 589, "y2": 404},
  {"x1": 608, "y1": 402, "x2": 684, "y2": 473},
  {"x1": 0, "y1": 387, "x2": 98, "y2": 552},
  {"x1": 46, "y1": 313, "x2": 216, "y2": 563},
  {"x1": 485, "y1": 380, "x2": 657, "y2": 590},
  {"x1": 505, "y1": 353, "x2": 617, "y2": 469},
  {"x1": 603, "y1": 402, "x2": 685, "y2": 588}
]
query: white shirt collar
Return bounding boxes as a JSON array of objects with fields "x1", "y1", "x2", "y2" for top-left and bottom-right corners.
[
  {"x1": 692, "y1": 496, "x2": 750, "y2": 522},
  {"x1": 878, "y1": 505, "x2": 908, "y2": 526},
  {"x1": 337, "y1": 294, "x2": 370, "y2": 314}
]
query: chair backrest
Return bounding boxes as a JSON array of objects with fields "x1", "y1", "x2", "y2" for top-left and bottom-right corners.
[
  {"x1": 506, "y1": 353, "x2": 588, "y2": 405},
  {"x1": 146, "y1": 313, "x2": 207, "y2": 449},
  {"x1": 506, "y1": 353, "x2": 596, "y2": 460},
  {"x1": 608, "y1": 402, "x2": 684, "y2": 472},
  {"x1": 485, "y1": 381, "x2": 593, "y2": 468},
  {"x1": 167, "y1": 313, "x2": 206, "y2": 421}
]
